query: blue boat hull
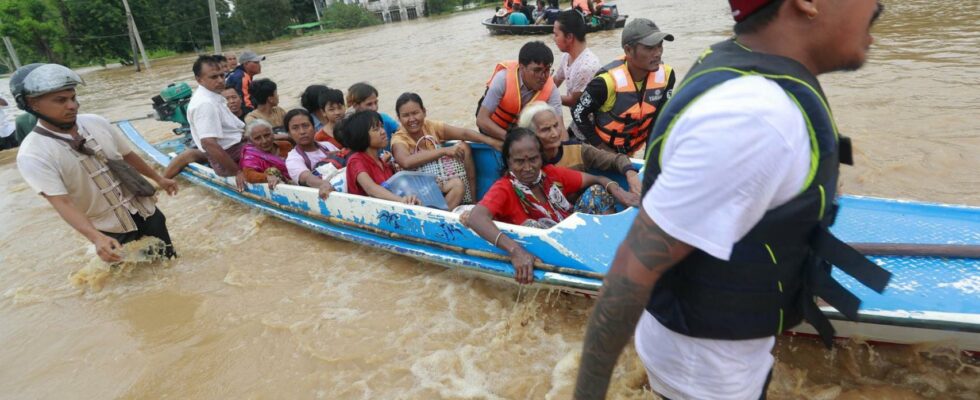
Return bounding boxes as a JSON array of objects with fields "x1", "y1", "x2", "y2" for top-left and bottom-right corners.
[{"x1": 118, "y1": 121, "x2": 979, "y2": 352}]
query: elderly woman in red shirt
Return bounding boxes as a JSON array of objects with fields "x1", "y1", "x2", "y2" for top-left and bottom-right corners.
[{"x1": 463, "y1": 127, "x2": 638, "y2": 284}]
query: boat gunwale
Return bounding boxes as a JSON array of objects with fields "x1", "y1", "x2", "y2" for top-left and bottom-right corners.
[{"x1": 117, "y1": 120, "x2": 980, "y2": 347}]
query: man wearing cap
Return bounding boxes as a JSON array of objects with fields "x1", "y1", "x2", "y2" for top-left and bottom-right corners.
[
  {"x1": 225, "y1": 50, "x2": 264, "y2": 114},
  {"x1": 12, "y1": 63, "x2": 179, "y2": 262},
  {"x1": 571, "y1": 18, "x2": 676, "y2": 156},
  {"x1": 574, "y1": 1, "x2": 887, "y2": 399}
]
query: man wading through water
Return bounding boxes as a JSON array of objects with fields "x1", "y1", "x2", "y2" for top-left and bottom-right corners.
[
  {"x1": 574, "y1": 1, "x2": 889, "y2": 399},
  {"x1": 13, "y1": 64, "x2": 179, "y2": 262}
]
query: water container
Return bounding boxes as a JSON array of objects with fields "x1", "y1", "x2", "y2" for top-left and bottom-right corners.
[{"x1": 382, "y1": 171, "x2": 449, "y2": 210}]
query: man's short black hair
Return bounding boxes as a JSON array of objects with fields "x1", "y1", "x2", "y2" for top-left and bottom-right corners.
[
  {"x1": 250, "y1": 78, "x2": 277, "y2": 106},
  {"x1": 192, "y1": 55, "x2": 219, "y2": 77},
  {"x1": 212, "y1": 54, "x2": 227, "y2": 63},
  {"x1": 518, "y1": 41, "x2": 554, "y2": 67},
  {"x1": 337, "y1": 110, "x2": 382, "y2": 152},
  {"x1": 733, "y1": 0, "x2": 785, "y2": 35},
  {"x1": 556, "y1": 10, "x2": 586, "y2": 42}
]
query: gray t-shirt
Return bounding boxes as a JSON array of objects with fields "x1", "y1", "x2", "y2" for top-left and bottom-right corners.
[{"x1": 481, "y1": 69, "x2": 563, "y2": 124}]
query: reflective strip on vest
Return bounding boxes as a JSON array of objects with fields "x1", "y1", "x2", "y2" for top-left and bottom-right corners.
[{"x1": 593, "y1": 59, "x2": 671, "y2": 153}]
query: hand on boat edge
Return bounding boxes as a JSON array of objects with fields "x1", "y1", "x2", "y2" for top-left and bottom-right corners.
[{"x1": 511, "y1": 246, "x2": 538, "y2": 285}]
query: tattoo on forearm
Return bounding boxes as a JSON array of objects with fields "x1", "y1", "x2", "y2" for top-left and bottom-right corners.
[
  {"x1": 625, "y1": 212, "x2": 685, "y2": 272},
  {"x1": 574, "y1": 274, "x2": 648, "y2": 399},
  {"x1": 574, "y1": 212, "x2": 687, "y2": 399}
]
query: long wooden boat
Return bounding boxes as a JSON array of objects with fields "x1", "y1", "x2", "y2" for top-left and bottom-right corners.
[
  {"x1": 118, "y1": 121, "x2": 979, "y2": 354},
  {"x1": 482, "y1": 15, "x2": 627, "y2": 35}
]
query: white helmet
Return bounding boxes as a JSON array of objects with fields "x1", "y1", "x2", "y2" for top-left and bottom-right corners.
[{"x1": 10, "y1": 63, "x2": 84, "y2": 110}]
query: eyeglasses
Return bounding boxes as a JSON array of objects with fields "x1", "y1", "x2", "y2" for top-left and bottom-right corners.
[{"x1": 527, "y1": 66, "x2": 553, "y2": 77}]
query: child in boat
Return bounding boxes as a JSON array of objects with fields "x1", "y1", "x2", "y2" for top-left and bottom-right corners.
[
  {"x1": 240, "y1": 119, "x2": 293, "y2": 189},
  {"x1": 300, "y1": 84, "x2": 328, "y2": 131},
  {"x1": 312, "y1": 87, "x2": 347, "y2": 150},
  {"x1": 346, "y1": 82, "x2": 400, "y2": 145},
  {"x1": 283, "y1": 109, "x2": 342, "y2": 199},
  {"x1": 342, "y1": 110, "x2": 465, "y2": 207},
  {"x1": 390, "y1": 92, "x2": 503, "y2": 205}
]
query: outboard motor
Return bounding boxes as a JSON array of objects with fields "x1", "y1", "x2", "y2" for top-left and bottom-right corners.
[{"x1": 151, "y1": 82, "x2": 192, "y2": 140}]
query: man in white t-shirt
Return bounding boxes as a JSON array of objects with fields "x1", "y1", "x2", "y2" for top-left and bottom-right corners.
[
  {"x1": 552, "y1": 10, "x2": 603, "y2": 142},
  {"x1": 12, "y1": 64, "x2": 179, "y2": 262},
  {"x1": 187, "y1": 55, "x2": 247, "y2": 189},
  {"x1": 574, "y1": 1, "x2": 887, "y2": 399}
]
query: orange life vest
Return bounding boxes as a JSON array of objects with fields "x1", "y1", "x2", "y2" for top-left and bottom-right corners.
[
  {"x1": 572, "y1": 0, "x2": 592, "y2": 15},
  {"x1": 503, "y1": 0, "x2": 522, "y2": 13},
  {"x1": 484, "y1": 60, "x2": 556, "y2": 130},
  {"x1": 593, "y1": 58, "x2": 672, "y2": 154}
]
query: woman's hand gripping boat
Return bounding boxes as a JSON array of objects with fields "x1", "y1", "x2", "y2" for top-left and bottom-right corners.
[{"x1": 117, "y1": 120, "x2": 979, "y2": 354}]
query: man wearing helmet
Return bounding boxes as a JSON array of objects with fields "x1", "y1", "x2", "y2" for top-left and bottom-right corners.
[{"x1": 13, "y1": 63, "x2": 179, "y2": 262}]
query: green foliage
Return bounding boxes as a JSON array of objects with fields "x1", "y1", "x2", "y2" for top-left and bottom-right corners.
[
  {"x1": 146, "y1": 48, "x2": 177, "y2": 59},
  {"x1": 0, "y1": 0, "x2": 69, "y2": 64},
  {"x1": 60, "y1": 0, "x2": 130, "y2": 65},
  {"x1": 0, "y1": 0, "x2": 472, "y2": 69},
  {"x1": 229, "y1": 0, "x2": 295, "y2": 43},
  {"x1": 426, "y1": 0, "x2": 461, "y2": 15},
  {"x1": 321, "y1": 2, "x2": 382, "y2": 30}
]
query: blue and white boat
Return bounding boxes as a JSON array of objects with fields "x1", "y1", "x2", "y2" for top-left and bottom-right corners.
[{"x1": 117, "y1": 120, "x2": 979, "y2": 354}]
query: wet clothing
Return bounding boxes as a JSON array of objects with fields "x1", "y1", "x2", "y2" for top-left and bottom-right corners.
[
  {"x1": 17, "y1": 115, "x2": 159, "y2": 234},
  {"x1": 102, "y1": 209, "x2": 176, "y2": 259},
  {"x1": 479, "y1": 165, "x2": 583, "y2": 226},
  {"x1": 240, "y1": 141, "x2": 292, "y2": 183},
  {"x1": 345, "y1": 151, "x2": 395, "y2": 196},
  {"x1": 572, "y1": 60, "x2": 676, "y2": 155}
]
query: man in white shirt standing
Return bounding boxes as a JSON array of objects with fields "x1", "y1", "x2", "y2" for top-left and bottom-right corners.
[
  {"x1": 13, "y1": 64, "x2": 179, "y2": 262},
  {"x1": 574, "y1": 1, "x2": 889, "y2": 399},
  {"x1": 187, "y1": 55, "x2": 247, "y2": 190},
  {"x1": 552, "y1": 9, "x2": 602, "y2": 142}
]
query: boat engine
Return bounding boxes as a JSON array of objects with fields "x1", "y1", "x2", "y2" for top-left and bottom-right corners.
[{"x1": 151, "y1": 82, "x2": 192, "y2": 138}]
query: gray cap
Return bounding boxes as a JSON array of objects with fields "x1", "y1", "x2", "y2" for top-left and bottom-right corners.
[
  {"x1": 239, "y1": 50, "x2": 265, "y2": 63},
  {"x1": 621, "y1": 18, "x2": 674, "y2": 47}
]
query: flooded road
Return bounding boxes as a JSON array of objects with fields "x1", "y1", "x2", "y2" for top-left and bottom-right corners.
[{"x1": 1, "y1": 0, "x2": 978, "y2": 398}]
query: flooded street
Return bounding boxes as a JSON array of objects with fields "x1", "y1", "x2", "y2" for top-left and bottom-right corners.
[{"x1": 1, "y1": 0, "x2": 978, "y2": 398}]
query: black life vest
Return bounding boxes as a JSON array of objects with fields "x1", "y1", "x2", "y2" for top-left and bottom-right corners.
[{"x1": 640, "y1": 39, "x2": 892, "y2": 346}]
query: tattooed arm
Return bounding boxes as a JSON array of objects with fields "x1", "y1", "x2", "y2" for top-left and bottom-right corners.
[{"x1": 573, "y1": 209, "x2": 694, "y2": 399}]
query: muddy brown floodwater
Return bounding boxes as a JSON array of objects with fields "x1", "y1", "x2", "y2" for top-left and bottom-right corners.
[{"x1": 0, "y1": 0, "x2": 977, "y2": 398}]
